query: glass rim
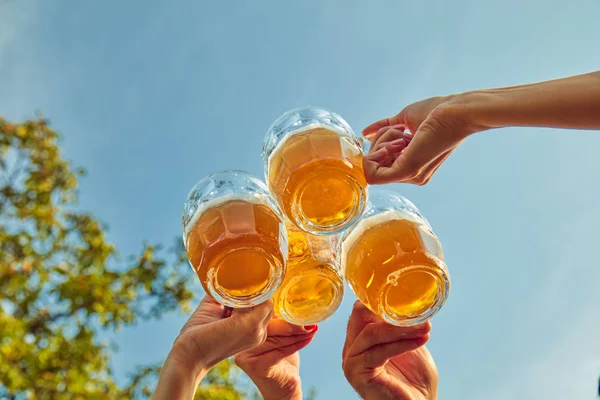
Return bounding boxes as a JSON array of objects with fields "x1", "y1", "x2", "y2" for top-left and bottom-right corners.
[
  {"x1": 261, "y1": 105, "x2": 359, "y2": 163},
  {"x1": 182, "y1": 168, "x2": 281, "y2": 235},
  {"x1": 378, "y1": 261, "x2": 450, "y2": 327}
]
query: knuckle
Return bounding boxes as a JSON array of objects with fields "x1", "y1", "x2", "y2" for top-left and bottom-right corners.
[
  {"x1": 413, "y1": 176, "x2": 428, "y2": 186},
  {"x1": 233, "y1": 354, "x2": 245, "y2": 366},
  {"x1": 352, "y1": 300, "x2": 366, "y2": 314},
  {"x1": 235, "y1": 355, "x2": 255, "y2": 370},
  {"x1": 341, "y1": 358, "x2": 353, "y2": 378},
  {"x1": 253, "y1": 326, "x2": 268, "y2": 344}
]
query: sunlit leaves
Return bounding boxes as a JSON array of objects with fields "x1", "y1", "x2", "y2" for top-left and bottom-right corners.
[
  {"x1": 0, "y1": 116, "x2": 317, "y2": 399},
  {"x1": 0, "y1": 116, "x2": 257, "y2": 399}
]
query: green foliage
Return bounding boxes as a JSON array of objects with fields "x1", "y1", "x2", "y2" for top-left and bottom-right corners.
[{"x1": 0, "y1": 116, "x2": 297, "y2": 399}]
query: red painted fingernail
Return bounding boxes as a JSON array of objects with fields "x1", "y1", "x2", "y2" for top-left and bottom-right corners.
[{"x1": 303, "y1": 324, "x2": 318, "y2": 332}]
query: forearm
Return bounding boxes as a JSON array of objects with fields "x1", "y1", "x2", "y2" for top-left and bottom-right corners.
[
  {"x1": 153, "y1": 356, "x2": 206, "y2": 400},
  {"x1": 459, "y1": 70, "x2": 600, "y2": 131}
]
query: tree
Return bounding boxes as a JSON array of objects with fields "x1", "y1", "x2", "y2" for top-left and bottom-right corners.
[{"x1": 0, "y1": 116, "x2": 317, "y2": 399}]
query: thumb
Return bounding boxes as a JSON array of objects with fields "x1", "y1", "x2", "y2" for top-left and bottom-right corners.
[{"x1": 213, "y1": 299, "x2": 274, "y2": 358}]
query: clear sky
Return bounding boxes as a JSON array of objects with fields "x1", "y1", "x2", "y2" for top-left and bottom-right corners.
[{"x1": 2, "y1": 0, "x2": 600, "y2": 398}]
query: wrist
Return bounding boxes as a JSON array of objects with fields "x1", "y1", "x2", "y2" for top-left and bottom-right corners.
[
  {"x1": 439, "y1": 91, "x2": 502, "y2": 135},
  {"x1": 153, "y1": 355, "x2": 207, "y2": 400},
  {"x1": 252, "y1": 376, "x2": 303, "y2": 400},
  {"x1": 165, "y1": 343, "x2": 209, "y2": 384}
]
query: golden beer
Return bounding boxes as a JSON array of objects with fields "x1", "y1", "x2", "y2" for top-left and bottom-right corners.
[
  {"x1": 341, "y1": 191, "x2": 450, "y2": 326},
  {"x1": 263, "y1": 107, "x2": 368, "y2": 235},
  {"x1": 183, "y1": 171, "x2": 287, "y2": 307},
  {"x1": 273, "y1": 224, "x2": 344, "y2": 325}
]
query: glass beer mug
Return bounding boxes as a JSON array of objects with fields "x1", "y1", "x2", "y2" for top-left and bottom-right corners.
[
  {"x1": 262, "y1": 106, "x2": 368, "y2": 235},
  {"x1": 182, "y1": 170, "x2": 287, "y2": 308},
  {"x1": 273, "y1": 222, "x2": 344, "y2": 325},
  {"x1": 339, "y1": 189, "x2": 450, "y2": 326}
]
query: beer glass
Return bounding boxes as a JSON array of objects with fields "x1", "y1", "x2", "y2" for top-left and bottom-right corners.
[
  {"x1": 273, "y1": 223, "x2": 344, "y2": 325},
  {"x1": 182, "y1": 170, "x2": 287, "y2": 308},
  {"x1": 262, "y1": 106, "x2": 368, "y2": 235},
  {"x1": 339, "y1": 189, "x2": 450, "y2": 326}
]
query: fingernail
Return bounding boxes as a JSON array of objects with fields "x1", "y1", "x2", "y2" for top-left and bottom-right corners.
[{"x1": 303, "y1": 324, "x2": 318, "y2": 332}]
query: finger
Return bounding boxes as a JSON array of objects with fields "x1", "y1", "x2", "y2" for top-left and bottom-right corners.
[
  {"x1": 343, "y1": 301, "x2": 380, "y2": 359},
  {"x1": 364, "y1": 116, "x2": 459, "y2": 184},
  {"x1": 271, "y1": 336, "x2": 314, "y2": 359},
  {"x1": 362, "y1": 157, "x2": 401, "y2": 185},
  {"x1": 363, "y1": 133, "x2": 414, "y2": 185},
  {"x1": 248, "y1": 336, "x2": 315, "y2": 367},
  {"x1": 348, "y1": 321, "x2": 431, "y2": 357},
  {"x1": 383, "y1": 137, "x2": 409, "y2": 153},
  {"x1": 371, "y1": 129, "x2": 407, "y2": 153},
  {"x1": 232, "y1": 299, "x2": 274, "y2": 327},
  {"x1": 375, "y1": 136, "x2": 412, "y2": 167},
  {"x1": 379, "y1": 155, "x2": 397, "y2": 168},
  {"x1": 363, "y1": 113, "x2": 405, "y2": 137},
  {"x1": 356, "y1": 335, "x2": 430, "y2": 369},
  {"x1": 226, "y1": 299, "x2": 274, "y2": 348},
  {"x1": 365, "y1": 147, "x2": 389, "y2": 163},
  {"x1": 242, "y1": 331, "x2": 316, "y2": 358},
  {"x1": 193, "y1": 300, "x2": 273, "y2": 366},
  {"x1": 181, "y1": 295, "x2": 226, "y2": 331},
  {"x1": 372, "y1": 141, "x2": 407, "y2": 158},
  {"x1": 391, "y1": 117, "x2": 457, "y2": 179},
  {"x1": 371, "y1": 124, "x2": 406, "y2": 149},
  {"x1": 198, "y1": 295, "x2": 225, "y2": 312},
  {"x1": 266, "y1": 319, "x2": 318, "y2": 337}
]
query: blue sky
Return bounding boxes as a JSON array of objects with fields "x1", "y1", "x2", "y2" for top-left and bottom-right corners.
[{"x1": 2, "y1": 0, "x2": 600, "y2": 398}]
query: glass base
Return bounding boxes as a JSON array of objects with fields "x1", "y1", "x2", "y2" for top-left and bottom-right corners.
[
  {"x1": 276, "y1": 269, "x2": 344, "y2": 325},
  {"x1": 206, "y1": 247, "x2": 284, "y2": 308},
  {"x1": 378, "y1": 261, "x2": 450, "y2": 327},
  {"x1": 291, "y1": 171, "x2": 367, "y2": 236}
]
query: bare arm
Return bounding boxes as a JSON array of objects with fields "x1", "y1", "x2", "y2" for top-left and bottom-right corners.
[
  {"x1": 362, "y1": 70, "x2": 600, "y2": 185},
  {"x1": 462, "y1": 70, "x2": 600, "y2": 131}
]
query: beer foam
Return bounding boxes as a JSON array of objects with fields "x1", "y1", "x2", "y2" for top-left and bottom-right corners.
[
  {"x1": 340, "y1": 210, "x2": 420, "y2": 267},
  {"x1": 267, "y1": 123, "x2": 351, "y2": 167},
  {"x1": 183, "y1": 193, "x2": 267, "y2": 237}
]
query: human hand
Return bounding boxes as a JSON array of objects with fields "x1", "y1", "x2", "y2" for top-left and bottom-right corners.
[
  {"x1": 234, "y1": 319, "x2": 318, "y2": 400},
  {"x1": 342, "y1": 302, "x2": 438, "y2": 400},
  {"x1": 363, "y1": 71, "x2": 600, "y2": 186},
  {"x1": 362, "y1": 95, "x2": 479, "y2": 185},
  {"x1": 153, "y1": 296, "x2": 273, "y2": 400}
]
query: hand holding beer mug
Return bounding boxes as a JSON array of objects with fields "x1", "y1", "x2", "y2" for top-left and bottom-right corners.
[
  {"x1": 272, "y1": 223, "x2": 344, "y2": 325},
  {"x1": 340, "y1": 189, "x2": 450, "y2": 326},
  {"x1": 262, "y1": 106, "x2": 368, "y2": 235},
  {"x1": 182, "y1": 170, "x2": 287, "y2": 308}
]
